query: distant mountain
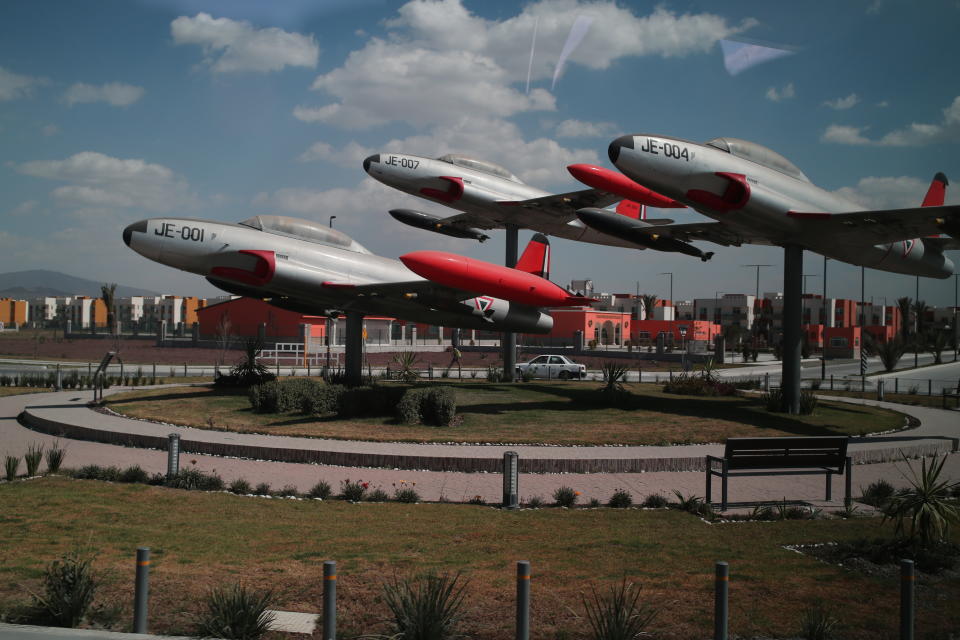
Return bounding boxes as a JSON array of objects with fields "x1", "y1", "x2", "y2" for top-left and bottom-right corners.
[{"x1": 0, "y1": 270, "x2": 161, "y2": 299}]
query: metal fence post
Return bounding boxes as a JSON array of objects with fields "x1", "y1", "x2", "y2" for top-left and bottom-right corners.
[
  {"x1": 323, "y1": 560, "x2": 336, "y2": 640},
  {"x1": 133, "y1": 547, "x2": 150, "y2": 633},
  {"x1": 830, "y1": 374, "x2": 834, "y2": 390},
  {"x1": 845, "y1": 456, "x2": 853, "y2": 509},
  {"x1": 166, "y1": 433, "x2": 180, "y2": 479},
  {"x1": 877, "y1": 379, "x2": 884, "y2": 401},
  {"x1": 763, "y1": 373, "x2": 769, "y2": 392},
  {"x1": 895, "y1": 377, "x2": 899, "y2": 393},
  {"x1": 502, "y1": 451, "x2": 519, "y2": 509},
  {"x1": 900, "y1": 559, "x2": 914, "y2": 640},
  {"x1": 516, "y1": 561, "x2": 530, "y2": 640},
  {"x1": 714, "y1": 561, "x2": 728, "y2": 640},
  {"x1": 928, "y1": 379, "x2": 932, "y2": 396}
]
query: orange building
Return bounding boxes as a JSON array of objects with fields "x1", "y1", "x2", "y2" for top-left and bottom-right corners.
[
  {"x1": 546, "y1": 309, "x2": 631, "y2": 346},
  {"x1": 632, "y1": 319, "x2": 720, "y2": 344},
  {"x1": 182, "y1": 296, "x2": 206, "y2": 325},
  {"x1": 0, "y1": 298, "x2": 28, "y2": 327},
  {"x1": 824, "y1": 327, "x2": 862, "y2": 359}
]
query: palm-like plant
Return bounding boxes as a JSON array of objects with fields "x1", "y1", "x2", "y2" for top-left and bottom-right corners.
[
  {"x1": 600, "y1": 362, "x2": 629, "y2": 393},
  {"x1": 875, "y1": 337, "x2": 906, "y2": 372},
  {"x1": 382, "y1": 572, "x2": 468, "y2": 640},
  {"x1": 230, "y1": 338, "x2": 272, "y2": 386},
  {"x1": 100, "y1": 283, "x2": 118, "y2": 336},
  {"x1": 393, "y1": 351, "x2": 421, "y2": 383},
  {"x1": 929, "y1": 329, "x2": 949, "y2": 365},
  {"x1": 640, "y1": 294, "x2": 658, "y2": 320},
  {"x1": 882, "y1": 455, "x2": 959, "y2": 547},
  {"x1": 912, "y1": 299, "x2": 929, "y2": 335},
  {"x1": 896, "y1": 297, "x2": 912, "y2": 340},
  {"x1": 582, "y1": 579, "x2": 657, "y2": 640}
]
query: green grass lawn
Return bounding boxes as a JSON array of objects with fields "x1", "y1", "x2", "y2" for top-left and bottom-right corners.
[
  {"x1": 0, "y1": 387, "x2": 52, "y2": 398},
  {"x1": 103, "y1": 381, "x2": 906, "y2": 445},
  {"x1": 0, "y1": 477, "x2": 956, "y2": 639}
]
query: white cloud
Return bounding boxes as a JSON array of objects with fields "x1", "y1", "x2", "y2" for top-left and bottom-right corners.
[
  {"x1": 64, "y1": 82, "x2": 145, "y2": 107},
  {"x1": 823, "y1": 96, "x2": 960, "y2": 146},
  {"x1": 823, "y1": 93, "x2": 859, "y2": 110},
  {"x1": 0, "y1": 66, "x2": 46, "y2": 101},
  {"x1": 555, "y1": 119, "x2": 616, "y2": 138},
  {"x1": 833, "y1": 175, "x2": 958, "y2": 210},
  {"x1": 8, "y1": 201, "x2": 38, "y2": 217},
  {"x1": 299, "y1": 0, "x2": 754, "y2": 129},
  {"x1": 298, "y1": 141, "x2": 374, "y2": 167},
  {"x1": 17, "y1": 152, "x2": 197, "y2": 213},
  {"x1": 765, "y1": 82, "x2": 795, "y2": 102},
  {"x1": 171, "y1": 13, "x2": 319, "y2": 73},
  {"x1": 821, "y1": 124, "x2": 872, "y2": 145}
]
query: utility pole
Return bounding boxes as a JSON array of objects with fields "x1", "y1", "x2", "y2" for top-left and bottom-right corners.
[
  {"x1": 860, "y1": 267, "x2": 866, "y2": 376},
  {"x1": 915, "y1": 276, "x2": 920, "y2": 369},
  {"x1": 823, "y1": 257, "x2": 828, "y2": 325},
  {"x1": 659, "y1": 272, "x2": 673, "y2": 319}
]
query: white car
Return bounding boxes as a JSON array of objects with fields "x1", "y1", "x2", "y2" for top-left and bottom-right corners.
[{"x1": 516, "y1": 355, "x2": 586, "y2": 380}]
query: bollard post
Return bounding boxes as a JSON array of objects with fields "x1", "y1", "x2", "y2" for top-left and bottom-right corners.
[
  {"x1": 900, "y1": 559, "x2": 914, "y2": 640},
  {"x1": 56, "y1": 364, "x2": 62, "y2": 391},
  {"x1": 928, "y1": 379, "x2": 932, "y2": 396},
  {"x1": 830, "y1": 374, "x2": 834, "y2": 390},
  {"x1": 183, "y1": 362, "x2": 187, "y2": 377},
  {"x1": 152, "y1": 363, "x2": 156, "y2": 380},
  {"x1": 323, "y1": 561, "x2": 336, "y2": 640},
  {"x1": 502, "y1": 451, "x2": 519, "y2": 509},
  {"x1": 763, "y1": 373, "x2": 769, "y2": 392},
  {"x1": 516, "y1": 561, "x2": 530, "y2": 640},
  {"x1": 845, "y1": 456, "x2": 853, "y2": 509},
  {"x1": 166, "y1": 433, "x2": 180, "y2": 479},
  {"x1": 714, "y1": 561, "x2": 728, "y2": 640},
  {"x1": 895, "y1": 377, "x2": 899, "y2": 393},
  {"x1": 877, "y1": 379, "x2": 884, "y2": 401},
  {"x1": 133, "y1": 547, "x2": 150, "y2": 633}
]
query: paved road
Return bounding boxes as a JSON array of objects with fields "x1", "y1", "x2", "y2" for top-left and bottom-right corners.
[{"x1": 0, "y1": 624, "x2": 191, "y2": 640}]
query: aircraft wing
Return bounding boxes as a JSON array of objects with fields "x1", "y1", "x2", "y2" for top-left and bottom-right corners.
[
  {"x1": 787, "y1": 204, "x2": 960, "y2": 245},
  {"x1": 321, "y1": 279, "x2": 481, "y2": 302},
  {"x1": 500, "y1": 188, "x2": 623, "y2": 221},
  {"x1": 647, "y1": 221, "x2": 776, "y2": 247}
]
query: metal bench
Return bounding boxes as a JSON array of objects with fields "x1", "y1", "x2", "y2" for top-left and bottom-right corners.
[{"x1": 706, "y1": 436, "x2": 851, "y2": 511}]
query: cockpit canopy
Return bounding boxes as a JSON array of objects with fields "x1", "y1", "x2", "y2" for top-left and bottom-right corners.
[
  {"x1": 704, "y1": 137, "x2": 810, "y2": 183},
  {"x1": 436, "y1": 154, "x2": 523, "y2": 183},
  {"x1": 239, "y1": 215, "x2": 371, "y2": 254}
]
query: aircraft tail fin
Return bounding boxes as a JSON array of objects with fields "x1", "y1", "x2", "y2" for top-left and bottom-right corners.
[
  {"x1": 514, "y1": 233, "x2": 551, "y2": 279},
  {"x1": 921, "y1": 172, "x2": 948, "y2": 207},
  {"x1": 615, "y1": 199, "x2": 645, "y2": 220}
]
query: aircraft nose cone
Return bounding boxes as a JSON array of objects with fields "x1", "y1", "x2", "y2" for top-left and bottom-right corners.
[
  {"x1": 608, "y1": 135, "x2": 634, "y2": 164},
  {"x1": 123, "y1": 220, "x2": 148, "y2": 248},
  {"x1": 363, "y1": 154, "x2": 380, "y2": 173}
]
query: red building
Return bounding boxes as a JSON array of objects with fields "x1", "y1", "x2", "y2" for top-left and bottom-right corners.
[
  {"x1": 198, "y1": 298, "x2": 327, "y2": 340},
  {"x1": 547, "y1": 309, "x2": 631, "y2": 346},
  {"x1": 631, "y1": 319, "x2": 719, "y2": 344}
]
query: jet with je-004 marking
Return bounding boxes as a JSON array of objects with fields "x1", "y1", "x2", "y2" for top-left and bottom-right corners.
[{"x1": 571, "y1": 134, "x2": 959, "y2": 278}]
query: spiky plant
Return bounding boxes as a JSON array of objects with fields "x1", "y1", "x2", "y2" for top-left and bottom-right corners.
[
  {"x1": 897, "y1": 297, "x2": 913, "y2": 340},
  {"x1": 875, "y1": 337, "x2": 906, "y2": 372},
  {"x1": 196, "y1": 583, "x2": 275, "y2": 640},
  {"x1": 381, "y1": 572, "x2": 468, "y2": 640},
  {"x1": 883, "y1": 454, "x2": 959, "y2": 547},
  {"x1": 600, "y1": 362, "x2": 629, "y2": 393},
  {"x1": 26, "y1": 551, "x2": 98, "y2": 628},
  {"x1": 5, "y1": 455, "x2": 20, "y2": 481},
  {"x1": 393, "y1": 351, "x2": 421, "y2": 383},
  {"x1": 230, "y1": 338, "x2": 273, "y2": 387},
  {"x1": 929, "y1": 329, "x2": 949, "y2": 365},
  {"x1": 24, "y1": 443, "x2": 44, "y2": 476},
  {"x1": 582, "y1": 578, "x2": 657, "y2": 640}
]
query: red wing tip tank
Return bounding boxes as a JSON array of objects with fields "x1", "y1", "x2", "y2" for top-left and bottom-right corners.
[
  {"x1": 399, "y1": 251, "x2": 595, "y2": 308},
  {"x1": 567, "y1": 163, "x2": 685, "y2": 209}
]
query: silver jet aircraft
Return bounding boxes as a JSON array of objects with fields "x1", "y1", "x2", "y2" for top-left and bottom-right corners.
[
  {"x1": 362, "y1": 152, "x2": 712, "y2": 260},
  {"x1": 122, "y1": 214, "x2": 559, "y2": 333},
  {"x1": 575, "y1": 135, "x2": 959, "y2": 278}
]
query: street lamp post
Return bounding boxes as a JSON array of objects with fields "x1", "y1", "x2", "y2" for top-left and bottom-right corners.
[
  {"x1": 954, "y1": 274, "x2": 959, "y2": 362},
  {"x1": 915, "y1": 276, "x2": 919, "y2": 368},
  {"x1": 329, "y1": 215, "x2": 337, "y2": 228},
  {"x1": 659, "y1": 272, "x2": 673, "y2": 320}
]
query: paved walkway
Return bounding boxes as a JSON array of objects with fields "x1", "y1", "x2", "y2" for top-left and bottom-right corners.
[{"x1": 2, "y1": 388, "x2": 958, "y2": 509}]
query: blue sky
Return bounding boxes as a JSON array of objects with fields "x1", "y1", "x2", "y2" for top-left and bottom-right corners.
[{"x1": 1, "y1": 0, "x2": 958, "y2": 307}]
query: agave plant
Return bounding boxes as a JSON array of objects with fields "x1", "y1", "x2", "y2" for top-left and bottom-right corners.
[
  {"x1": 600, "y1": 362, "x2": 629, "y2": 393},
  {"x1": 883, "y1": 454, "x2": 959, "y2": 547},
  {"x1": 196, "y1": 583, "x2": 275, "y2": 640},
  {"x1": 381, "y1": 571, "x2": 468, "y2": 640},
  {"x1": 875, "y1": 337, "x2": 906, "y2": 372},
  {"x1": 392, "y1": 351, "x2": 421, "y2": 383},
  {"x1": 582, "y1": 578, "x2": 657, "y2": 640}
]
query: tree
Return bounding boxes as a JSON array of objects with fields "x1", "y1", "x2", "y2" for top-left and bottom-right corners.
[
  {"x1": 912, "y1": 299, "x2": 929, "y2": 335},
  {"x1": 100, "y1": 283, "x2": 118, "y2": 335},
  {"x1": 929, "y1": 329, "x2": 949, "y2": 365},
  {"x1": 897, "y1": 297, "x2": 912, "y2": 340},
  {"x1": 640, "y1": 294, "x2": 658, "y2": 320},
  {"x1": 875, "y1": 336, "x2": 906, "y2": 372},
  {"x1": 214, "y1": 313, "x2": 234, "y2": 369}
]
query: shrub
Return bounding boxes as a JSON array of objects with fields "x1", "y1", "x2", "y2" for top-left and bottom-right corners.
[
  {"x1": 4, "y1": 455, "x2": 19, "y2": 481},
  {"x1": 167, "y1": 468, "x2": 225, "y2": 491},
  {"x1": 70, "y1": 465, "x2": 121, "y2": 482},
  {"x1": 22, "y1": 551, "x2": 98, "y2": 628},
  {"x1": 607, "y1": 490, "x2": 632, "y2": 508},
  {"x1": 45, "y1": 442, "x2": 66, "y2": 474},
  {"x1": 367, "y1": 487, "x2": 390, "y2": 502},
  {"x1": 337, "y1": 385, "x2": 406, "y2": 419},
  {"x1": 253, "y1": 482, "x2": 271, "y2": 496},
  {"x1": 276, "y1": 485, "x2": 299, "y2": 498},
  {"x1": 381, "y1": 572, "x2": 468, "y2": 640},
  {"x1": 196, "y1": 583, "x2": 275, "y2": 640},
  {"x1": 582, "y1": 578, "x2": 657, "y2": 640},
  {"x1": 392, "y1": 352, "x2": 421, "y2": 383},
  {"x1": 423, "y1": 387, "x2": 457, "y2": 426},
  {"x1": 798, "y1": 600, "x2": 841, "y2": 640},
  {"x1": 642, "y1": 493, "x2": 668, "y2": 509},
  {"x1": 526, "y1": 495, "x2": 544, "y2": 508},
  {"x1": 394, "y1": 485, "x2": 421, "y2": 503},
  {"x1": 553, "y1": 486, "x2": 578, "y2": 508},
  {"x1": 302, "y1": 384, "x2": 344, "y2": 416},
  {"x1": 859, "y1": 479, "x2": 896, "y2": 507},
  {"x1": 340, "y1": 479, "x2": 368, "y2": 502},
  {"x1": 467, "y1": 495, "x2": 485, "y2": 505},
  {"x1": 307, "y1": 480, "x2": 332, "y2": 499},
  {"x1": 229, "y1": 478, "x2": 252, "y2": 495},
  {"x1": 883, "y1": 455, "x2": 959, "y2": 546},
  {"x1": 764, "y1": 388, "x2": 817, "y2": 414},
  {"x1": 248, "y1": 380, "x2": 281, "y2": 413},
  {"x1": 485, "y1": 366, "x2": 503, "y2": 382},
  {"x1": 118, "y1": 465, "x2": 149, "y2": 484},
  {"x1": 397, "y1": 388, "x2": 427, "y2": 424},
  {"x1": 24, "y1": 443, "x2": 44, "y2": 476}
]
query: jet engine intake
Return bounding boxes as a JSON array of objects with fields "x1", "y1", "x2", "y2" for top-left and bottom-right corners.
[{"x1": 686, "y1": 172, "x2": 751, "y2": 212}]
